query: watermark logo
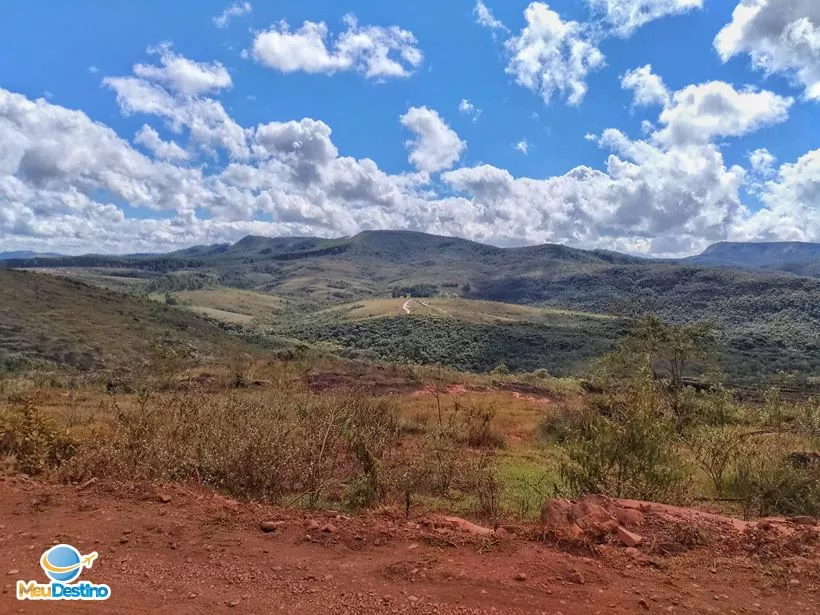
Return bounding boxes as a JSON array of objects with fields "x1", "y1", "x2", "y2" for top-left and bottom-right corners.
[{"x1": 17, "y1": 544, "x2": 111, "y2": 601}]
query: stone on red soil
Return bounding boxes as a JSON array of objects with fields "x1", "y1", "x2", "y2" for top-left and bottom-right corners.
[
  {"x1": 260, "y1": 520, "x2": 285, "y2": 533},
  {"x1": 540, "y1": 498, "x2": 574, "y2": 529},
  {"x1": 617, "y1": 526, "x2": 643, "y2": 548},
  {"x1": 320, "y1": 523, "x2": 337, "y2": 534},
  {"x1": 572, "y1": 496, "x2": 619, "y2": 537},
  {"x1": 441, "y1": 516, "x2": 494, "y2": 537},
  {"x1": 613, "y1": 507, "x2": 645, "y2": 529},
  {"x1": 158, "y1": 494, "x2": 172, "y2": 504}
]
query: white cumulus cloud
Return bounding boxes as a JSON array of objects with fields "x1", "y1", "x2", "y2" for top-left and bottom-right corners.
[
  {"x1": 653, "y1": 81, "x2": 793, "y2": 146},
  {"x1": 504, "y1": 2, "x2": 605, "y2": 106},
  {"x1": 213, "y1": 2, "x2": 252, "y2": 29},
  {"x1": 715, "y1": 0, "x2": 820, "y2": 100},
  {"x1": 588, "y1": 0, "x2": 703, "y2": 37},
  {"x1": 134, "y1": 125, "x2": 190, "y2": 161},
  {"x1": 400, "y1": 106, "x2": 466, "y2": 174},
  {"x1": 250, "y1": 14, "x2": 423, "y2": 79},
  {"x1": 621, "y1": 64, "x2": 669, "y2": 106},
  {"x1": 133, "y1": 43, "x2": 233, "y2": 96},
  {"x1": 475, "y1": 1, "x2": 508, "y2": 32},
  {"x1": 458, "y1": 98, "x2": 482, "y2": 121}
]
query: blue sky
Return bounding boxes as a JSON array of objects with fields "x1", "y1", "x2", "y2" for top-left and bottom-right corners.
[{"x1": 0, "y1": 1, "x2": 817, "y2": 256}]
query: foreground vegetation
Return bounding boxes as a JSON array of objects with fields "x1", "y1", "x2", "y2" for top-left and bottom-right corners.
[{"x1": 1, "y1": 317, "x2": 817, "y2": 522}]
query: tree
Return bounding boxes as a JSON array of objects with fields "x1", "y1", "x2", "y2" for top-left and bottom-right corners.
[{"x1": 597, "y1": 315, "x2": 720, "y2": 428}]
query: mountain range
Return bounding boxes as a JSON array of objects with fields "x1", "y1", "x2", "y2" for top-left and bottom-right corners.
[{"x1": 2, "y1": 231, "x2": 818, "y2": 384}]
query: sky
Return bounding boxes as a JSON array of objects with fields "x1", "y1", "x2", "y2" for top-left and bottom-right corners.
[{"x1": 0, "y1": 0, "x2": 817, "y2": 257}]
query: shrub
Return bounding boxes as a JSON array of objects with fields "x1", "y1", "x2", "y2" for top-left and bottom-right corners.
[
  {"x1": 729, "y1": 440, "x2": 820, "y2": 518},
  {"x1": 685, "y1": 426, "x2": 744, "y2": 496},
  {"x1": 560, "y1": 370, "x2": 688, "y2": 502},
  {"x1": 461, "y1": 400, "x2": 505, "y2": 449},
  {"x1": 538, "y1": 405, "x2": 583, "y2": 444},
  {"x1": 63, "y1": 388, "x2": 398, "y2": 507},
  {"x1": 0, "y1": 397, "x2": 75, "y2": 476}
]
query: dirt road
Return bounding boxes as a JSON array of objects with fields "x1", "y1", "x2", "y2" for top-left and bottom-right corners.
[{"x1": 1, "y1": 476, "x2": 815, "y2": 614}]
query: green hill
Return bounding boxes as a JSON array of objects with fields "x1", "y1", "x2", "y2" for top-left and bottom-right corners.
[
  {"x1": 3, "y1": 231, "x2": 818, "y2": 382},
  {"x1": 0, "y1": 270, "x2": 260, "y2": 373}
]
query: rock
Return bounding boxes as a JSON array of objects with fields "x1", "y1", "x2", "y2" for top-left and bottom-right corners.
[
  {"x1": 625, "y1": 547, "x2": 642, "y2": 560},
  {"x1": 564, "y1": 524, "x2": 586, "y2": 541},
  {"x1": 260, "y1": 521, "x2": 285, "y2": 533},
  {"x1": 613, "y1": 507, "x2": 645, "y2": 529},
  {"x1": 573, "y1": 496, "x2": 618, "y2": 537},
  {"x1": 757, "y1": 519, "x2": 773, "y2": 530},
  {"x1": 441, "y1": 516, "x2": 494, "y2": 537},
  {"x1": 638, "y1": 598, "x2": 650, "y2": 610},
  {"x1": 617, "y1": 526, "x2": 644, "y2": 548},
  {"x1": 565, "y1": 569, "x2": 585, "y2": 585},
  {"x1": 307, "y1": 520, "x2": 320, "y2": 531},
  {"x1": 514, "y1": 572, "x2": 527, "y2": 582},
  {"x1": 320, "y1": 523, "x2": 337, "y2": 534},
  {"x1": 157, "y1": 494, "x2": 172, "y2": 504},
  {"x1": 78, "y1": 477, "x2": 98, "y2": 490},
  {"x1": 6, "y1": 570, "x2": 19, "y2": 576},
  {"x1": 541, "y1": 499, "x2": 574, "y2": 529}
]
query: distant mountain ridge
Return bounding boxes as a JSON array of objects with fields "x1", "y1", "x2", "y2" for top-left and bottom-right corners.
[
  {"x1": 1, "y1": 231, "x2": 818, "y2": 383},
  {"x1": 684, "y1": 241, "x2": 820, "y2": 277},
  {"x1": 0, "y1": 250, "x2": 61, "y2": 260}
]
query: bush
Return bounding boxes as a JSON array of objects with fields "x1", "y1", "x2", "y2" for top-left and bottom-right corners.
[
  {"x1": 63, "y1": 388, "x2": 398, "y2": 507},
  {"x1": 538, "y1": 406, "x2": 583, "y2": 444},
  {"x1": 0, "y1": 397, "x2": 75, "y2": 476},
  {"x1": 685, "y1": 426, "x2": 744, "y2": 496},
  {"x1": 560, "y1": 370, "x2": 688, "y2": 502},
  {"x1": 461, "y1": 400, "x2": 505, "y2": 449},
  {"x1": 729, "y1": 439, "x2": 820, "y2": 518}
]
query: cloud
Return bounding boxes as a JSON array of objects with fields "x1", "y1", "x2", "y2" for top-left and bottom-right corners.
[
  {"x1": 504, "y1": 2, "x2": 605, "y2": 106},
  {"x1": 620, "y1": 67, "x2": 793, "y2": 145},
  {"x1": 88, "y1": 66, "x2": 99, "y2": 74},
  {"x1": 475, "y1": 1, "x2": 508, "y2": 32},
  {"x1": 653, "y1": 81, "x2": 793, "y2": 146},
  {"x1": 588, "y1": 0, "x2": 703, "y2": 37},
  {"x1": 400, "y1": 106, "x2": 466, "y2": 173},
  {"x1": 733, "y1": 147, "x2": 820, "y2": 241},
  {"x1": 133, "y1": 43, "x2": 233, "y2": 96},
  {"x1": 715, "y1": 0, "x2": 820, "y2": 100},
  {"x1": 134, "y1": 125, "x2": 190, "y2": 161},
  {"x1": 250, "y1": 14, "x2": 423, "y2": 79},
  {"x1": 1, "y1": 44, "x2": 817, "y2": 258},
  {"x1": 748, "y1": 147, "x2": 776, "y2": 177},
  {"x1": 458, "y1": 98, "x2": 482, "y2": 121},
  {"x1": 213, "y1": 2, "x2": 252, "y2": 29},
  {"x1": 745, "y1": 147, "x2": 776, "y2": 195},
  {"x1": 444, "y1": 133, "x2": 747, "y2": 256},
  {"x1": 104, "y1": 74, "x2": 250, "y2": 160},
  {"x1": 621, "y1": 64, "x2": 669, "y2": 106},
  {"x1": 515, "y1": 139, "x2": 529, "y2": 154}
]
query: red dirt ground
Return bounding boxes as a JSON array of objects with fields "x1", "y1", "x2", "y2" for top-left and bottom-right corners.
[{"x1": 1, "y1": 476, "x2": 817, "y2": 614}]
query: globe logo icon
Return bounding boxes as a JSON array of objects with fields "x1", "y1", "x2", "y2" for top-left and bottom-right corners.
[{"x1": 40, "y1": 544, "x2": 84, "y2": 583}]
